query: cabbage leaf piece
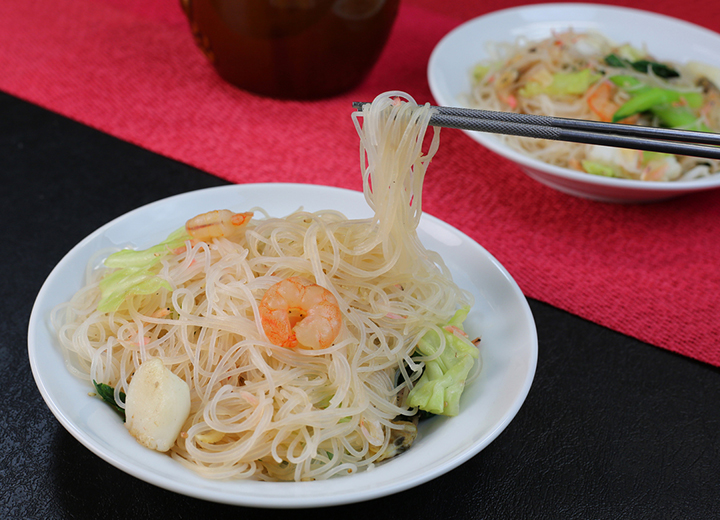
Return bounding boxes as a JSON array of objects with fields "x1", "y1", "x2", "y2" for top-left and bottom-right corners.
[
  {"x1": 97, "y1": 227, "x2": 189, "y2": 313},
  {"x1": 581, "y1": 160, "x2": 619, "y2": 177},
  {"x1": 519, "y1": 69, "x2": 601, "y2": 97},
  {"x1": 407, "y1": 306, "x2": 479, "y2": 416}
]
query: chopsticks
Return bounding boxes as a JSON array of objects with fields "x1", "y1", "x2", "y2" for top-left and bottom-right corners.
[{"x1": 351, "y1": 102, "x2": 720, "y2": 161}]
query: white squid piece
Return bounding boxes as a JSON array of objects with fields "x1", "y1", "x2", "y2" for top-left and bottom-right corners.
[{"x1": 124, "y1": 358, "x2": 191, "y2": 452}]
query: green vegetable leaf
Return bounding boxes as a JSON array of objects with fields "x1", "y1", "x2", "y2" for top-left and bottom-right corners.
[
  {"x1": 608, "y1": 75, "x2": 647, "y2": 92},
  {"x1": 612, "y1": 88, "x2": 704, "y2": 123},
  {"x1": 633, "y1": 60, "x2": 680, "y2": 79},
  {"x1": 93, "y1": 380, "x2": 126, "y2": 421},
  {"x1": 605, "y1": 54, "x2": 627, "y2": 69},
  {"x1": 520, "y1": 69, "x2": 601, "y2": 97},
  {"x1": 472, "y1": 64, "x2": 490, "y2": 82},
  {"x1": 650, "y1": 105, "x2": 700, "y2": 128},
  {"x1": 581, "y1": 160, "x2": 618, "y2": 177},
  {"x1": 642, "y1": 151, "x2": 673, "y2": 163},
  {"x1": 605, "y1": 54, "x2": 680, "y2": 79},
  {"x1": 97, "y1": 227, "x2": 189, "y2": 313},
  {"x1": 407, "y1": 306, "x2": 479, "y2": 416}
]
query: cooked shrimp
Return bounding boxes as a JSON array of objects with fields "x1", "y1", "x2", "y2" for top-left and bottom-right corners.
[
  {"x1": 259, "y1": 277, "x2": 342, "y2": 350},
  {"x1": 587, "y1": 81, "x2": 618, "y2": 122},
  {"x1": 185, "y1": 210, "x2": 253, "y2": 242}
]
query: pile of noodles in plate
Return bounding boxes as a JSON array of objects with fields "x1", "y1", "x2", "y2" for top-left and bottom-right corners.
[{"x1": 52, "y1": 91, "x2": 480, "y2": 482}]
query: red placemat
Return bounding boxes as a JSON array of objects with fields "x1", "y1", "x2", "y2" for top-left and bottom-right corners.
[{"x1": 3, "y1": 0, "x2": 720, "y2": 364}]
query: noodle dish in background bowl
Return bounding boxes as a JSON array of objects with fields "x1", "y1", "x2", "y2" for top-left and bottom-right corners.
[{"x1": 428, "y1": 3, "x2": 720, "y2": 203}]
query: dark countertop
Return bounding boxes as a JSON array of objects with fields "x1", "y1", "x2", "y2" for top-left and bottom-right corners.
[{"x1": 3, "y1": 90, "x2": 720, "y2": 519}]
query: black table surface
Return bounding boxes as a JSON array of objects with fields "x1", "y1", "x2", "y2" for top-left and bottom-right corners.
[{"x1": 3, "y1": 90, "x2": 720, "y2": 519}]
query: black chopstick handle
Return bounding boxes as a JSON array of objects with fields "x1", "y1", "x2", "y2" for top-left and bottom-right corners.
[
  {"x1": 352, "y1": 102, "x2": 720, "y2": 147},
  {"x1": 352, "y1": 101, "x2": 720, "y2": 160},
  {"x1": 432, "y1": 105, "x2": 720, "y2": 147},
  {"x1": 429, "y1": 114, "x2": 720, "y2": 161}
]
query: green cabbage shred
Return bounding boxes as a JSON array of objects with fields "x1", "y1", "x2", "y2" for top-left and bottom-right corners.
[
  {"x1": 519, "y1": 69, "x2": 601, "y2": 97},
  {"x1": 407, "y1": 306, "x2": 479, "y2": 417},
  {"x1": 581, "y1": 160, "x2": 618, "y2": 177},
  {"x1": 97, "y1": 227, "x2": 189, "y2": 313}
]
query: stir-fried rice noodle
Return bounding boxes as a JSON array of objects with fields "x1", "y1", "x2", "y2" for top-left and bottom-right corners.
[
  {"x1": 469, "y1": 30, "x2": 720, "y2": 181},
  {"x1": 52, "y1": 91, "x2": 476, "y2": 481}
]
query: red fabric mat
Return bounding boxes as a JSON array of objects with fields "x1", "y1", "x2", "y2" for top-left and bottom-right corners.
[{"x1": 3, "y1": 0, "x2": 720, "y2": 364}]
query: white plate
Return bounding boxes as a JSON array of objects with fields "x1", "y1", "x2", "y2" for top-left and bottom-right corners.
[
  {"x1": 28, "y1": 183, "x2": 537, "y2": 508},
  {"x1": 428, "y1": 3, "x2": 720, "y2": 203}
]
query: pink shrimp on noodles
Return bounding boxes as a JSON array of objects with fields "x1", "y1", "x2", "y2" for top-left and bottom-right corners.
[
  {"x1": 185, "y1": 210, "x2": 253, "y2": 242},
  {"x1": 259, "y1": 277, "x2": 342, "y2": 350}
]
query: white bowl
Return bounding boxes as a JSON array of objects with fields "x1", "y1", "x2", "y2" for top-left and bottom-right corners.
[
  {"x1": 28, "y1": 183, "x2": 537, "y2": 507},
  {"x1": 428, "y1": 3, "x2": 720, "y2": 203}
]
